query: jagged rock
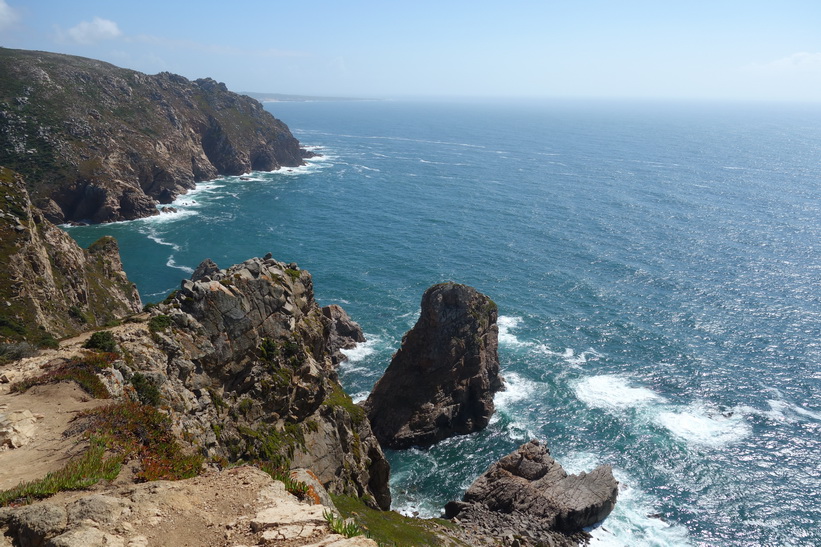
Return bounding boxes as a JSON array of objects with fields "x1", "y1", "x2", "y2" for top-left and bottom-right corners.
[
  {"x1": 130, "y1": 257, "x2": 390, "y2": 509},
  {"x1": 0, "y1": 168, "x2": 142, "y2": 345},
  {"x1": 364, "y1": 282, "x2": 503, "y2": 449},
  {"x1": 323, "y1": 304, "x2": 366, "y2": 363},
  {"x1": 0, "y1": 48, "x2": 315, "y2": 224},
  {"x1": 190, "y1": 258, "x2": 220, "y2": 282},
  {"x1": 446, "y1": 440, "x2": 618, "y2": 544}
]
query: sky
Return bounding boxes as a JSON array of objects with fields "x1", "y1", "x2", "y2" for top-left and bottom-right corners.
[{"x1": 1, "y1": 0, "x2": 821, "y2": 102}]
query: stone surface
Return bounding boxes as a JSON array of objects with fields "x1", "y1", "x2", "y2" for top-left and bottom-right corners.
[
  {"x1": 0, "y1": 466, "x2": 377, "y2": 547},
  {"x1": 322, "y1": 304, "x2": 366, "y2": 363},
  {"x1": 446, "y1": 440, "x2": 618, "y2": 544},
  {"x1": 364, "y1": 282, "x2": 503, "y2": 449}
]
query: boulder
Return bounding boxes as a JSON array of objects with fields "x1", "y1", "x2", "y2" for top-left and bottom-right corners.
[
  {"x1": 446, "y1": 440, "x2": 618, "y2": 543},
  {"x1": 363, "y1": 282, "x2": 503, "y2": 449}
]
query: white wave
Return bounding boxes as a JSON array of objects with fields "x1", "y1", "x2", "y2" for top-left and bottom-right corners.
[
  {"x1": 537, "y1": 346, "x2": 603, "y2": 366},
  {"x1": 145, "y1": 233, "x2": 180, "y2": 251},
  {"x1": 166, "y1": 255, "x2": 194, "y2": 274},
  {"x1": 587, "y1": 475, "x2": 693, "y2": 547},
  {"x1": 767, "y1": 399, "x2": 821, "y2": 422},
  {"x1": 339, "y1": 335, "x2": 381, "y2": 363},
  {"x1": 494, "y1": 371, "x2": 538, "y2": 409},
  {"x1": 573, "y1": 375, "x2": 665, "y2": 412},
  {"x1": 498, "y1": 315, "x2": 531, "y2": 347},
  {"x1": 656, "y1": 403, "x2": 751, "y2": 447},
  {"x1": 138, "y1": 208, "x2": 199, "y2": 224},
  {"x1": 350, "y1": 391, "x2": 370, "y2": 404}
]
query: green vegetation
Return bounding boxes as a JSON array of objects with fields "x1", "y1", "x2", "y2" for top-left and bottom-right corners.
[
  {"x1": 84, "y1": 401, "x2": 203, "y2": 482},
  {"x1": 324, "y1": 509, "x2": 367, "y2": 538},
  {"x1": 324, "y1": 381, "x2": 366, "y2": 426},
  {"x1": 148, "y1": 314, "x2": 173, "y2": 332},
  {"x1": 130, "y1": 372, "x2": 161, "y2": 406},
  {"x1": 10, "y1": 352, "x2": 116, "y2": 398},
  {"x1": 331, "y1": 494, "x2": 460, "y2": 546},
  {"x1": 83, "y1": 330, "x2": 118, "y2": 353},
  {"x1": 0, "y1": 437, "x2": 123, "y2": 506},
  {"x1": 0, "y1": 399, "x2": 203, "y2": 506},
  {"x1": 255, "y1": 461, "x2": 309, "y2": 499},
  {"x1": 285, "y1": 268, "x2": 301, "y2": 281}
]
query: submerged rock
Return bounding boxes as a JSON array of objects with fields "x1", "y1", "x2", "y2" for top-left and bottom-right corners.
[
  {"x1": 446, "y1": 440, "x2": 618, "y2": 545},
  {"x1": 363, "y1": 282, "x2": 503, "y2": 449}
]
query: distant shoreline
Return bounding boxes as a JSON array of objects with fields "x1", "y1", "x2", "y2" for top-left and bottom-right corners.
[{"x1": 241, "y1": 91, "x2": 379, "y2": 103}]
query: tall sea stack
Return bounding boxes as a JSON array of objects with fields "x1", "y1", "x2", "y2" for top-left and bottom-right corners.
[{"x1": 364, "y1": 282, "x2": 504, "y2": 449}]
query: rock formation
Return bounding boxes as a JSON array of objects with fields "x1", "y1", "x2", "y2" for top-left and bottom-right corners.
[
  {"x1": 363, "y1": 282, "x2": 503, "y2": 449},
  {"x1": 0, "y1": 167, "x2": 142, "y2": 346},
  {"x1": 323, "y1": 304, "x2": 366, "y2": 364},
  {"x1": 445, "y1": 440, "x2": 619, "y2": 545},
  {"x1": 138, "y1": 257, "x2": 391, "y2": 510},
  {"x1": 0, "y1": 48, "x2": 314, "y2": 223}
]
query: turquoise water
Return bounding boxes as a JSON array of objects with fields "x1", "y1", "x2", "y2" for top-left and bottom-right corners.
[{"x1": 68, "y1": 99, "x2": 821, "y2": 546}]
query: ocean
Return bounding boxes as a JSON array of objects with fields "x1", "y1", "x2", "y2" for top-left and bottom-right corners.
[{"x1": 67, "y1": 98, "x2": 821, "y2": 546}]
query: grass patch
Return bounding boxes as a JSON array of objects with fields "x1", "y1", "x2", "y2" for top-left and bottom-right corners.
[
  {"x1": 255, "y1": 461, "x2": 309, "y2": 499},
  {"x1": 148, "y1": 314, "x2": 172, "y2": 333},
  {"x1": 0, "y1": 437, "x2": 123, "y2": 507},
  {"x1": 83, "y1": 401, "x2": 203, "y2": 482},
  {"x1": 324, "y1": 509, "x2": 366, "y2": 538},
  {"x1": 331, "y1": 494, "x2": 459, "y2": 546},
  {"x1": 285, "y1": 268, "x2": 301, "y2": 281},
  {"x1": 0, "y1": 400, "x2": 203, "y2": 507},
  {"x1": 324, "y1": 382, "x2": 366, "y2": 426},
  {"x1": 10, "y1": 352, "x2": 116, "y2": 398}
]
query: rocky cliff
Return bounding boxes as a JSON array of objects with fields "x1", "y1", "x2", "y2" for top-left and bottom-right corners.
[
  {"x1": 132, "y1": 256, "x2": 391, "y2": 510},
  {"x1": 0, "y1": 167, "x2": 142, "y2": 348},
  {"x1": 364, "y1": 282, "x2": 504, "y2": 449},
  {"x1": 0, "y1": 48, "x2": 313, "y2": 224}
]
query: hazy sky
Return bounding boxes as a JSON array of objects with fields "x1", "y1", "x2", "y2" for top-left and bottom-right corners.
[{"x1": 2, "y1": 0, "x2": 820, "y2": 101}]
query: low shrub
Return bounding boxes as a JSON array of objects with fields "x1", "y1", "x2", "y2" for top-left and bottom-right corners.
[{"x1": 83, "y1": 331, "x2": 117, "y2": 353}]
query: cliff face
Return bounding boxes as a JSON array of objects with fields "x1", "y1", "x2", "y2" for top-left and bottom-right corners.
[
  {"x1": 364, "y1": 282, "x2": 503, "y2": 449},
  {"x1": 0, "y1": 167, "x2": 142, "y2": 346},
  {"x1": 129, "y1": 257, "x2": 391, "y2": 509},
  {"x1": 0, "y1": 48, "x2": 312, "y2": 224}
]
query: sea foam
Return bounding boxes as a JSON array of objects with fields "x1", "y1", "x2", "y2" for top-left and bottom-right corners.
[{"x1": 573, "y1": 375, "x2": 665, "y2": 412}]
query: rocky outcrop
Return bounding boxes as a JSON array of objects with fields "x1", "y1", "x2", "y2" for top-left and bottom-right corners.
[
  {"x1": 0, "y1": 466, "x2": 377, "y2": 547},
  {"x1": 0, "y1": 48, "x2": 314, "y2": 224},
  {"x1": 128, "y1": 257, "x2": 390, "y2": 509},
  {"x1": 0, "y1": 167, "x2": 142, "y2": 346},
  {"x1": 322, "y1": 304, "x2": 366, "y2": 363},
  {"x1": 445, "y1": 440, "x2": 619, "y2": 545},
  {"x1": 363, "y1": 282, "x2": 503, "y2": 449}
]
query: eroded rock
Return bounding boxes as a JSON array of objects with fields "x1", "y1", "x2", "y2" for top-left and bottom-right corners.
[
  {"x1": 446, "y1": 440, "x2": 618, "y2": 544},
  {"x1": 364, "y1": 282, "x2": 503, "y2": 449}
]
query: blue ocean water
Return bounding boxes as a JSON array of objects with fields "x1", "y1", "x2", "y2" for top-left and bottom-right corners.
[{"x1": 67, "y1": 99, "x2": 821, "y2": 546}]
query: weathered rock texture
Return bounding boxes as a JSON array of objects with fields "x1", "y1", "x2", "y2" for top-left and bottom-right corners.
[
  {"x1": 132, "y1": 257, "x2": 391, "y2": 509},
  {"x1": 445, "y1": 440, "x2": 619, "y2": 545},
  {"x1": 0, "y1": 466, "x2": 377, "y2": 547},
  {"x1": 322, "y1": 304, "x2": 366, "y2": 364},
  {"x1": 0, "y1": 48, "x2": 313, "y2": 223},
  {"x1": 0, "y1": 167, "x2": 142, "y2": 346},
  {"x1": 364, "y1": 282, "x2": 503, "y2": 449}
]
